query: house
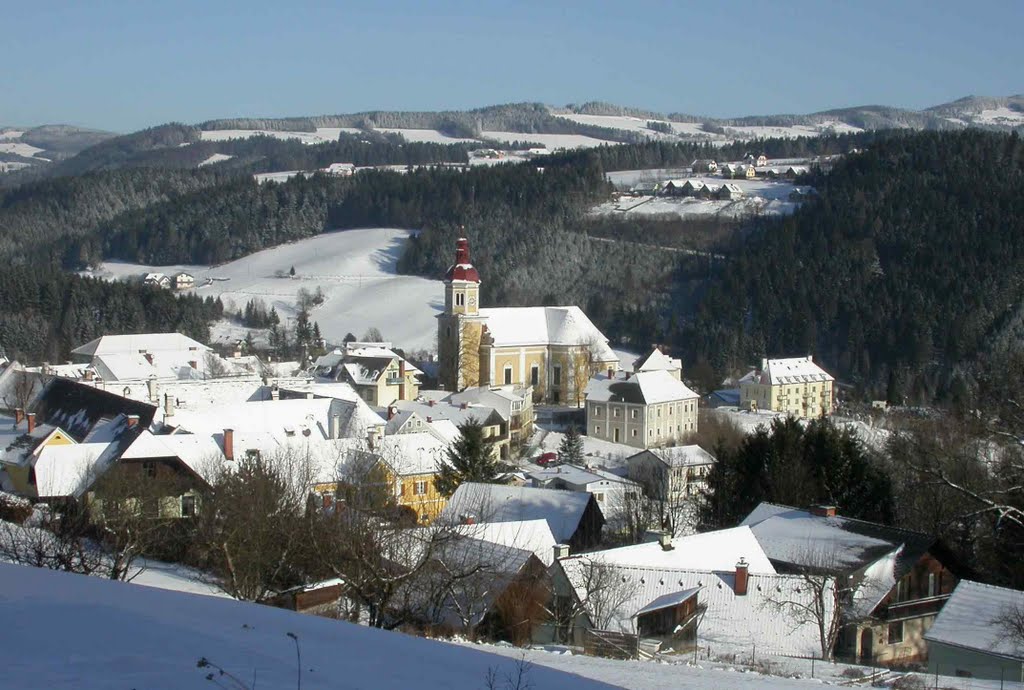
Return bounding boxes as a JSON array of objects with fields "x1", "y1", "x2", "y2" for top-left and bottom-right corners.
[
  {"x1": 525, "y1": 464, "x2": 641, "y2": 527},
  {"x1": 738, "y1": 164, "x2": 756, "y2": 179},
  {"x1": 392, "y1": 397, "x2": 509, "y2": 458},
  {"x1": 71, "y1": 333, "x2": 216, "y2": 382},
  {"x1": 626, "y1": 445, "x2": 716, "y2": 505},
  {"x1": 143, "y1": 273, "x2": 171, "y2": 289},
  {"x1": 440, "y1": 483, "x2": 605, "y2": 552},
  {"x1": 719, "y1": 163, "x2": 737, "y2": 178},
  {"x1": 358, "y1": 431, "x2": 454, "y2": 524},
  {"x1": 924, "y1": 580, "x2": 1024, "y2": 682},
  {"x1": 633, "y1": 347, "x2": 683, "y2": 380},
  {"x1": 0, "y1": 378, "x2": 154, "y2": 500},
  {"x1": 173, "y1": 273, "x2": 195, "y2": 290},
  {"x1": 716, "y1": 183, "x2": 745, "y2": 200},
  {"x1": 756, "y1": 154, "x2": 768, "y2": 167},
  {"x1": 691, "y1": 159, "x2": 717, "y2": 173},
  {"x1": 547, "y1": 555, "x2": 836, "y2": 657},
  {"x1": 437, "y1": 239, "x2": 617, "y2": 404},
  {"x1": 588, "y1": 526, "x2": 776, "y2": 575},
  {"x1": 784, "y1": 165, "x2": 809, "y2": 178},
  {"x1": 455, "y1": 518, "x2": 557, "y2": 566},
  {"x1": 322, "y1": 162, "x2": 355, "y2": 176},
  {"x1": 314, "y1": 342, "x2": 422, "y2": 406},
  {"x1": 739, "y1": 355, "x2": 835, "y2": 418},
  {"x1": 661, "y1": 179, "x2": 694, "y2": 197},
  {"x1": 448, "y1": 385, "x2": 535, "y2": 448},
  {"x1": 584, "y1": 370, "x2": 699, "y2": 449},
  {"x1": 742, "y1": 502, "x2": 968, "y2": 665}
]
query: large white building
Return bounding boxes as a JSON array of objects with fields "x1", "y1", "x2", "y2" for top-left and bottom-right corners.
[
  {"x1": 584, "y1": 370, "x2": 699, "y2": 449},
  {"x1": 739, "y1": 355, "x2": 835, "y2": 417}
]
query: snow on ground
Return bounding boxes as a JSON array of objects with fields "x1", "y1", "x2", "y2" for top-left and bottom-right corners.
[
  {"x1": 129, "y1": 558, "x2": 229, "y2": 598},
  {"x1": 86, "y1": 228, "x2": 444, "y2": 352},
  {"x1": 375, "y1": 128, "x2": 480, "y2": 144},
  {"x1": 198, "y1": 152, "x2": 233, "y2": 166},
  {"x1": 0, "y1": 562, "x2": 615, "y2": 690},
  {"x1": 973, "y1": 106, "x2": 1024, "y2": 125},
  {"x1": 0, "y1": 140, "x2": 46, "y2": 158},
  {"x1": 724, "y1": 121, "x2": 863, "y2": 139},
  {"x1": 482, "y1": 130, "x2": 619, "y2": 149},
  {"x1": 613, "y1": 347, "x2": 641, "y2": 372},
  {"x1": 199, "y1": 127, "x2": 361, "y2": 145},
  {"x1": 606, "y1": 167, "x2": 808, "y2": 190},
  {"x1": 592, "y1": 195, "x2": 799, "y2": 220},
  {"x1": 0, "y1": 129, "x2": 26, "y2": 140},
  {"x1": 708, "y1": 407, "x2": 893, "y2": 451}
]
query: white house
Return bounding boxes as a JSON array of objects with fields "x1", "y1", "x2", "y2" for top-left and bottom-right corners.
[{"x1": 584, "y1": 370, "x2": 699, "y2": 449}]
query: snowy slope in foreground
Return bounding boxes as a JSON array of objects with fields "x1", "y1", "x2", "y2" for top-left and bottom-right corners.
[
  {"x1": 91, "y1": 228, "x2": 444, "y2": 352},
  {"x1": 0, "y1": 562, "x2": 615, "y2": 690}
]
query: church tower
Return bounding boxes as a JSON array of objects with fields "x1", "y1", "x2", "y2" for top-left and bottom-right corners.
[{"x1": 438, "y1": 237, "x2": 484, "y2": 391}]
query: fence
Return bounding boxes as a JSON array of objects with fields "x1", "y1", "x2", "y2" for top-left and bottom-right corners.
[{"x1": 583, "y1": 629, "x2": 640, "y2": 660}]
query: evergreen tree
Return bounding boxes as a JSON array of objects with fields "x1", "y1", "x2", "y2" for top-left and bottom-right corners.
[
  {"x1": 434, "y1": 420, "x2": 503, "y2": 498},
  {"x1": 558, "y1": 425, "x2": 584, "y2": 465}
]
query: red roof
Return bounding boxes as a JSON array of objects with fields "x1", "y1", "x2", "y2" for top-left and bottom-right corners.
[{"x1": 444, "y1": 238, "x2": 480, "y2": 283}]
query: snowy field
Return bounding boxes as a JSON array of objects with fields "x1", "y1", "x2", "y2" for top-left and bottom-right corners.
[
  {"x1": 972, "y1": 106, "x2": 1024, "y2": 125},
  {"x1": 375, "y1": 127, "x2": 480, "y2": 144},
  {"x1": 198, "y1": 127, "x2": 363, "y2": 144},
  {"x1": 198, "y1": 152, "x2": 233, "y2": 166},
  {"x1": 482, "y1": 130, "x2": 620, "y2": 149},
  {"x1": 0, "y1": 562, "x2": 615, "y2": 690},
  {"x1": 592, "y1": 177, "x2": 802, "y2": 219},
  {"x1": 0, "y1": 140, "x2": 46, "y2": 158},
  {"x1": 723, "y1": 121, "x2": 863, "y2": 139},
  {"x1": 87, "y1": 228, "x2": 444, "y2": 352},
  {"x1": 708, "y1": 407, "x2": 892, "y2": 452}
]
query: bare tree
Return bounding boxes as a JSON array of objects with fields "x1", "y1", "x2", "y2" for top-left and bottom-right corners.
[
  {"x1": 760, "y1": 545, "x2": 847, "y2": 661},
  {"x1": 0, "y1": 506, "x2": 104, "y2": 575},
  {"x1": 571, "y1": 336, "x2": 603, "y2": 408},
  {"x1": 553, "y1": 557, "x2": 634, "y2": 639},
  {"x1": 993, "y1": 601, "x2": 1024, "y2": 654},
  {"x1": 203, "y1": 351, "x2": 231, "y2": 379}
]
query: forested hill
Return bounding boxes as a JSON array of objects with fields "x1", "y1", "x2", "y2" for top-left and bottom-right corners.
[{"x1": 682, "y1": 130, "x2": 1024, "y2": 403}]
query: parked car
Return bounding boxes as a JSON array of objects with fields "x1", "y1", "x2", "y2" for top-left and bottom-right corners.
[{"x1": 536, "y1": 452, "x2": 558, "y2": 466}]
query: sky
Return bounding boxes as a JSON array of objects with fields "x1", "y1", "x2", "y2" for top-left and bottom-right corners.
[{"x1": 1, "y1": 0, "x2": 1022, "y2": 133}]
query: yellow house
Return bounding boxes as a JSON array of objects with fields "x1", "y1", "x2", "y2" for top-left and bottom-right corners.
[
  {"x1": 0, "y1": 414, "x2": 78, "y2": 496},
  {"x1": 739, "y1": 355, "x2": 835, "y2": 418},
  {"x1": 437, "y1": 238, "x2": 618, "y2": 404},
  {"x1": 371, "y1": 432, "x2": 452, "y2": 524},
  {"x1": 315, "y1": 342, "x2": 421, "y2": 406}
]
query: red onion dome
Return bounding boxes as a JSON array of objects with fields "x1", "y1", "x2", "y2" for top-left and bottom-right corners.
[{"x1": 444, "y1": 237, "x2": 480, "y2": 282}]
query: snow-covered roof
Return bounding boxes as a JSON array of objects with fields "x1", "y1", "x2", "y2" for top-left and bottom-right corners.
[
  {"x1": 454, "y1": 519, "x2": 557, "y2": 566},
  {"x1": 633, "y1": 348, "x2": 682, "y2": 374},
  {"x1": 441, "y1": 483, "x2": 597, "y2": 544},
  {"x1": 374, "y1": 432, "x2": 450, "y2": 476},
  {"x1": 34, "y1": 442, "x2": 119, "y2": 498},
  {"x1": 741, "y1": 502, "x2": 937, "y2": 577},
  {"x1": 526, "y1": 464, "x2": 638, "y2": 490},
  {"x1": 448, "y1": 385, "x2": 531, "y2": 420},
  {"x1": 925, "y1": 580, "x2": 1024, "y2": 660},
  {"x1": 585, "y1": 370, "x2": 698, "y2": 405},
  {"x1": 477, "y1": 306, "x2": 616, "y2": 362},
  {"x1": 634, "y1": 587, "x2": 701, "y2": 617},
  {"x1": 558, "y1": 558, "x2": 834, "y2": 656},
  {"x1": 589, "y1": 526, "x2": 776, "y2": 574},
  {"x1": 393, "y1": 399, "x2": 501, "y2": 428},
  {"x1": 71, "y1": 333, "x2": 209, "y2": 358},
  {"x1": 629, "y1": 444, "x2": 716, "y2": 468},
  {"x1": 751, "y1": 356, "x2": 834, "y2": 386}
]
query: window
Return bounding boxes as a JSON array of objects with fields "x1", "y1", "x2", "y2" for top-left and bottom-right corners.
[
  {"x1": 631, "y1": 409, "x2": 638, "y2": 419},
  {"x1": 530, "y1": 364, "x2": 539, "y2": 386},
  {"x1": 592, "y1": 405, "x2": 601, "y2": 415},
  {"x1": 928, "y1": 572, "x2": 937, "y2": 597},
  {"x1": 142, "y1": 462, "x2": 157, "y2": 478},
  {"x1": 456, "y1": 293, "x2": 465, "y2": 306},
  {"x1": 414, "y1": 480, "x2": 428, "y2": 496},
  {"x1": 595, "y1": 492, "x2": 605, "y2": 502},
  {"x1": 180, "y1": 495, "x2": 197, "y2": 518},
  {"x1": 888, "y1": 621, "x2": 903, "y2": 644},
  {"x1": 503, "y1": 364, "x2": 513, "y2": 385},
  {"x1": 613, "y1": 408, "x2": 619, "y2": 417},
  {"x1": 632, "y1": 429, "x2": 637, "y2": 437},
  {"x1": 553, "y1": 365, "x2": 562, "y2": 386},
  {"x1": 595, "y1": 425, "x2": 601, "y2": 435}
]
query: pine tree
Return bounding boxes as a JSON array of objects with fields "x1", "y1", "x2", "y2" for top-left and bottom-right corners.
[
  {"x1": 558, "y1": 425, "x2": 584, "y2": 465},
  {"x1": 434, "y1": 420, "x2": 503, "y2": 498}
]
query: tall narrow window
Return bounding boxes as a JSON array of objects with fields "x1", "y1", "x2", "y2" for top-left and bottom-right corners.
[
  {"x1": 530, "y1": 364, "x2": 539, "y2": 386},
  {"x1": 553, "y1": 365, "x2": 561, "y2": 386},
  {"x1": 503, "y1": 364, "x2": 513, "y2": 385}
]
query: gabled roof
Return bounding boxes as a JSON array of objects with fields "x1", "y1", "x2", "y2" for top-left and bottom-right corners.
[
  {"x1": 34, "y1": 442, "x2": 121, "y2": 499},
  {"x1": 441, "y1": 483, "x2": 597, "y2": 544},
  {"x1": 477, "y1": 306, "x2": 616, "y2": 362},
  {"x1": 741, "y1": 502, "x2": 939, "y2": 578},
  {"x1": 630, "y1": 444, "x2": 717, "y2": 469},
  {"x1": 71, "y1": 333, "x2": 209, "y2": 358},
  {"x1": 374, "y1": 432, "x2": 450, "y2": 477},
  {"x1": 454, "y1": 519, "x2": 557, "y2": 566},
  {"x1": 30, "y1": 378, "x2": 157, "y2": 442},
  {"x1": 526, "y1": 463, "x2": 638, "y2": 490},
  {"x1": 588, "y1": 526, "x2": 775, "y2": 574},
  {"x1": 557, "y1": 558, "x2": 834, "y2": 657},
  {"x1": 633, "y1": 348, "x2": 682, "y2": 374},
  {"x1": 924, "y1": 580, "x2": 1024, "y2": 660},
  {"x1": 634, "y1": 587, "x2": 701, "y2": 618},
  {"x1": 585, "y1": 370, "x2": 698, "y2": 405}
]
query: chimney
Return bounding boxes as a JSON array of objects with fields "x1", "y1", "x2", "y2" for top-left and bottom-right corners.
[
  {"x1": 553, "y1": 544, "x2": 570, "y2": 560},
  {"x1": 761, "y1": 358, "x2": 768, "y2": 371},
  {"x1": 126, "y1": 415, "x2": 140, "y2": 428},
  {"x1": 810, "y1": 505, "x2": 837, "y2": 518},
  {"x1": 223, "y1": 429, "x2": 234, "y2": 461},
  {"x1": 398, "y1": 360, "x2": 406, "y2": 400},
  {"x1": 607, "y1": 367, "x2": 614, "y2": 378},
  {"x1": 427, "y1": 415, "x2": 433, "y2": 423},
  {"x1": 14, "y1": 408, "x2": 24, "y2": 425},
  {"x1": 429, "y1": 399, "x2": 435, "y2": 407},
  {"x1": 147, "y1": 377, "x2": 158, "y2": 402},
  {"x1": 164, "y1": 393, "x2": 176, "y2": 418},
  {"x1": 387, "y1": 406, "x2": 397, "y2": 421},
  {"x1": 461, "y1": 513, "x2": 476, "y2": 525},
  {"x1": 625, "y1": 372, "x2": 631, "y2": 380},
  {"x1": 807, "y1": 354, "x2": 813, "y2": 362},
  {"x1": 735, "y1": 558, "x2": 749, "y2": 596},
  {"x1": 26, "y1": 412, "x2": 36, "y2": 434},
  {"x1": 658, "y1": 532, "x2": 674, "y2": 551},
  {"x1": 460, "y1": 402, "x2": 468, "y2": 410},
  {"x1": 143, "y1": 353, "x2": 154, "y2": 365},
  {"x1": 271, "y1": 385, "x2": 280, "y2": 401},
  {"x1": 84, "y1": 369, "x2": 95, "y2": 382}
]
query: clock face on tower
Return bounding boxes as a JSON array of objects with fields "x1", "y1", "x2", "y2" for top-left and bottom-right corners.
[{"x1": 468, "y1": 296, "x2": 476, "y2": 306}]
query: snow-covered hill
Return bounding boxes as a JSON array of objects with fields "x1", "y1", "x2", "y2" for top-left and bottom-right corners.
[
  {"x1": 0, "y1": 562, "x2": 615, "y2": 690},
  {"x1": 87, "y1": 228, "x2": 444, "y2": 352}
]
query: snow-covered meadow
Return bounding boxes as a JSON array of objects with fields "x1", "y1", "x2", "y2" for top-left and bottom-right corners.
[
  {"x1": 593, "y1": 174, "x2": 802, "y2": 219},
  {"x1": 87, "y1": 228, "x2": 444, "y2": 352}
]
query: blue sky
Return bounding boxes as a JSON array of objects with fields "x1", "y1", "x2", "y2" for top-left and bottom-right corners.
[{"x1": 1, "y1": 0, "x2": 1021, "y2": 132}]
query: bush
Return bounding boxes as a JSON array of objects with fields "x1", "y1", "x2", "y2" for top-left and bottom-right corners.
[{"x1": 0, "y1": 492, "x2": 33, "y2": 524}]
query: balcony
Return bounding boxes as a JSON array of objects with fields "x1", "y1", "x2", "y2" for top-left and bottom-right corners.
[{"x1": 878, "y1": 594, "x2": 950, "y2": 620}]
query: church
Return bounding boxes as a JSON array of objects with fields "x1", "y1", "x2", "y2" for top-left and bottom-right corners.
[{"x1": 437, "y1": 238, "x2": 618, "y2": 403}]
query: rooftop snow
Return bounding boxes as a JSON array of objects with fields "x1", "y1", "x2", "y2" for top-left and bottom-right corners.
[
  {"x1": 441, "y1": 483, "x2": 595, "y2": 544},
  {"x1": 590, "y1": 526, "x2": 776, "y2": 574},
  {"x1": 478, "y1": 306, "x2": 617, "y2": 361},
  {"x1": 925, "y1": 580, "x2": 1024, "y2": 660},
  {"x1": 585, "y1": 370, "x2": 698, "y2": 405}
]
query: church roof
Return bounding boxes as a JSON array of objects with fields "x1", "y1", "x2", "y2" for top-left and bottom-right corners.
[
  {"x1": 478, "y1": 306, "x2": 616, "y2": 361},
  {"x1": 444, "y1": 238, "x2": 480, "y2": 283}
]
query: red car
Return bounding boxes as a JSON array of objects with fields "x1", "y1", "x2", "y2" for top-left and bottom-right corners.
[{"x1": 536, "y1": 452, "x2": 558, "y2": 466}]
